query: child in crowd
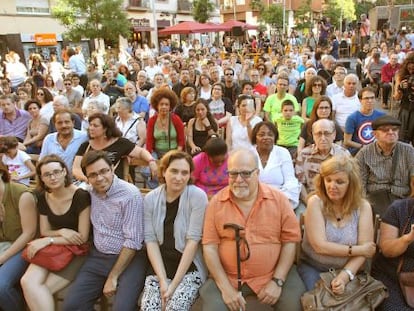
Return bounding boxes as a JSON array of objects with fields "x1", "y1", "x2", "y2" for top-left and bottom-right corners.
[
  {"x1": 0, "y1": 136, "x2": 36, "y2": 186},
  {"x1": 273, "y1": 99, "x2": 304, "y2": 158}
]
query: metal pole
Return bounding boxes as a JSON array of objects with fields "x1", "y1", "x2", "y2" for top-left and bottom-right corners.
[
  {"x1": 282, "y1": 0, "x2": 286, "y2": 36},
  {"x1": 152, "y1": 0, "x2": 158, "y2": 51},
  {"x1": 233, "y1": 0, "x2": 237, "y2": 20}
]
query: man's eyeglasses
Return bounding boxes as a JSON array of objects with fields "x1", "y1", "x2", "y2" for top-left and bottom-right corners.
[
  {"x1": 225, "y1": 73, "x2": 234, "y2": 76},
  {"x1": 42, "y1": 169, "x2": 64, "y2": 179},
  {"x1": 228, "y1": 168, "x2": 257, "y2": 179},
  {"x1": 313, "y1": 131, "x2": 334, "y2": 138},
  {"x1": 86, "y1": 168, "x2": 111, "y2": 180},
  {"x1": 64, "y1": 83, "x2": 72, "y2": 86}
]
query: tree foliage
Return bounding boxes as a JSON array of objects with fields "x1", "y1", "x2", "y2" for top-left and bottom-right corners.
[
  {"x1": 324, "y1": 0, "x2": 356, "y2": 29},
  {"x1": 192, "y1": 0, "x2": 214, "y2": 23},
  {"x1": 52, "y1": 0, "x2": 130, "y2": 44},
  {"x1": 294, "y1": 0, "x2": 313, "y2": 30}
]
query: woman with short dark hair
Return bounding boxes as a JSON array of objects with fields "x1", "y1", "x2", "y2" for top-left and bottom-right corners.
[
  {"x1": 192, "y1": 136, "x2": 228, "y2": 198},
  {"x1": 142, "y1": 150, "x2": 208, "y2": 310}
]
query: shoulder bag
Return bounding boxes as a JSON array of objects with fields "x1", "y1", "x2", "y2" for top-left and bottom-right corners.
[
  {"x1": 301, "y1": 268, "x2": 388, "y2": 311},
  {"x1": 397, "y1": 200, "x2": 414, "y2": 308},
  {"x1": 22, "y1": 243, "x2": 89, "y2": 272}
]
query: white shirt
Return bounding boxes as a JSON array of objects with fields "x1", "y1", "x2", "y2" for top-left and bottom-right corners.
[
  {"x1": 332, "y1": 92, "x2": 360, "y2": 129},
  {"x1": 2, "y1": 150, "x2": 32, "y2": 186},
  {"x1": 39, "y1": 102, "x2": 55, "y2": 121},
  {"x1": 326, "y1": 82, "x2": 343, "y2": 98},
  {"x1": 82, "y1": 92, "x2": 110, "y2": 114}
]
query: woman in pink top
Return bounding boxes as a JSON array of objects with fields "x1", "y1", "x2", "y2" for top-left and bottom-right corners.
[{"x1": 192, "y1": 136, "x2": 228, "y2": 199}]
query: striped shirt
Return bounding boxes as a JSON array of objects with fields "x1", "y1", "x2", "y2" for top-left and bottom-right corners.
[
  {"x1": 295, "y1": 143, "x2": 350, "y2": 193},
  {"x1": 356, "y1": 142, "x2": 414, "y2": 198},
  {"x1": 90, "y1": 176, "x2": 144, "y2": 254}
]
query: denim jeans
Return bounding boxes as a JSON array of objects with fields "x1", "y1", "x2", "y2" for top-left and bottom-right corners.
[
  {"x1": 297, "y1": 261, "x2": 323, "y2": 291},
  {"x1": 0, "y1": 251, "x2": 29, "y2": 311}
]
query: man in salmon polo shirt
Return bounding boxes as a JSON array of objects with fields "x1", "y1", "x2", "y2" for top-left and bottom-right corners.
[{"x1": 200, "y1": 148, "x2": 305, "y2": 311}]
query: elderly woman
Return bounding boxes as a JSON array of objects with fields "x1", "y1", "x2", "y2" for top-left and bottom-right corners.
[
  {"x1": 294, "y1": 67, "x2": 317, "y2": 104},
  {"x1": 146, "y1": 88, "x2": 185, "y2": 159},
  {"x1": 0, "y1": 163, "x2": 37, "y2": 311},
  {"x1": 114, "y1": 97, "x2": 146, "y2": 147},
  {"x1": 298, "y1": 155, "x2": 376, "y2": 292},
  {"x1": 251, "y1": 121, "x2": 301, "y2": 208},
  {"x1": 141, "y1": 150, "x2": 208, "y2": 310},
  {"x1": 372, "y1": 197, "x2": 414, "y2": 310},
  {"x1": 192, "y1": 136, "x2": 228, "y2": 199},
  {"x1": 81, "y1": 100, "x2": 108, "y2": 132},
  {"x1": 21, "y1": 155, "x2": 90, "y2": 311}
]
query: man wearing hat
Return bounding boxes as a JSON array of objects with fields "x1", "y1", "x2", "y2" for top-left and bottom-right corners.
[{"x1": 356, "y1": 115, "x2": 414, "y2": 216}]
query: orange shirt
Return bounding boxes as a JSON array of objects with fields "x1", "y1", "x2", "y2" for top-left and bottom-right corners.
[{"x1": 202, "y1": 183, "x2": 300, "y2": 293}]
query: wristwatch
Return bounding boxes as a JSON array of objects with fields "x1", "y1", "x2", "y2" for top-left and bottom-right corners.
[
  {"x1": 49, "y1": 237, "x2": 54, "y2": 245},
  {"x1": 271, "y1": 277, "x2": 284, "y2": 287},
  {"x1": 343, "y1": 268, "x2": 355, "y2": 281}
]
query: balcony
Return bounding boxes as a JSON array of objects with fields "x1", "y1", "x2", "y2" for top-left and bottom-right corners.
[
  {"x1": 177, "y1": 0, "x2": 192, "y2": 12},
  {"x1": 127, "y1": 0, "x2": 150, "y2": 11}
]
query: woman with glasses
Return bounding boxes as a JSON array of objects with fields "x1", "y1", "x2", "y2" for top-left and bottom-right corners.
[
  {"x1": 298, "y1": 155, "x2": 375, "y2": 292},
  {"x1": 21, "y1": 154, "x2": 91, "y2": 311},
  {"x1": 301, "y1": 76, "x2": 327, "y2": 121},
  {"x1": 187, "y1": 99, "x2": 218, "y2": 156},
  {"x1": 251, "y1": 121, "x2": 301, "y2": 208},
  {"x1": 0, "y1": 163, "x2": 37, "y2": 311},
  {"x1": 297, "y1": 96, "x2": 343, "y2": 155},
  {"x1": 207, "y1": 82, "x2": 234, "y2": 128},
  {"x1": 294, "y1": 67, "x2": 317, "y2": 104},
  {"x1": 72, "y1": 113, "x2": 157, "y2": 183},
  {"x1": 192, "y1": 136, "x2": 228, "y2": 198},
  {"x1": 141, "y1": 150, "x2": 208, "y2": 310},
  {"x1": 23, "y1": 100, "x2": 49, "y2": 154}
]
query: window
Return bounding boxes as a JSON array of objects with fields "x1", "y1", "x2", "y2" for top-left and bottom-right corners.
[{"x1": 16, "y1": 0, "x2": 50, "y2": 14}]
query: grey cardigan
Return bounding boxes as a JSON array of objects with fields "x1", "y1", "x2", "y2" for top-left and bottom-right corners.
[{"x1": 143, "y1": 184, "x2": 208, "y2": 282}]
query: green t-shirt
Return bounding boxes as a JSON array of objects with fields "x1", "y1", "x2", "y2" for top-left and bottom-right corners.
[
  {"x1": 273, "y1": 115, "x2": 304, "y2": 147},
  {"x1": 263, "y1": 93, "x2": 300, "y2": 121},
  {"x1": 154, "y1": 124, "x2": 177, "y2": 154}
]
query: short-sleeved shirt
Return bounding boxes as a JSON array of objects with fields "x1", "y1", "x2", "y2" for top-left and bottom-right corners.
[
  {"x1": 274, "y1": 115, "x2": 304, "y2": 147},
  {"x1": 38, "y1": 188, "x2": 90, "y2": 231},
  {"x1": 263, "y1": 93, "x2": 299, "y2": 121},
  {"x1": 332, "y1": 92, "x2": 360, "y2": 129},
  {"x1": 344, "y1": 109, "x2": 385, "y2": 155},
  {"x1": 2, "y1": 150, "x2": 32, "y2": 186},
  {"x1": 76, "y1": 138, "x2": 135, "y2": 178},
  {"x1": 0, "y1": 109, "x2": 31, "y2": 141},
  {"x1": 296, "y1": 144, "x2": 350, "y2": 193},
  {"x1": 202, "y1": 183, "x2": 300, "y2": 293}
]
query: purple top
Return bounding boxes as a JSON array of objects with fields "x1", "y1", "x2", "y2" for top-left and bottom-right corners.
[
  {"x1": 192, "y1": 152, "x2": 228, "y2": 197},
  {"x1": 0, "y1": 109, "x2": 31, "y2": 141}
]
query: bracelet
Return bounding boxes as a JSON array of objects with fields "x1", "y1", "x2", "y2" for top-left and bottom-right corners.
[
  {"x1": 348, "y1": 245, "x2": 352, "y2": 256},
  {"x1": 49, "y1": 237, "x2": 54, "y2": 245},
  {"x1": 343, "y1": 268, "x2": 355, "y2": 281}
]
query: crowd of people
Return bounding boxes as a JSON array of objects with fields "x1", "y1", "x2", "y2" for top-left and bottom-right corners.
[{"x1": 0, "y1": 27, "x2": 414, "y2": 310}]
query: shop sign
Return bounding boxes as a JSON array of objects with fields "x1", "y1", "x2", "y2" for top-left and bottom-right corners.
[{"x1": 34, "y1": 33, "x2": 57, "y2": 46}]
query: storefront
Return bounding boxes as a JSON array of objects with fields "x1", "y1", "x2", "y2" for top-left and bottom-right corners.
[
  {"x1": 130, "y1": 18, "x2": 153, "y2": 48},
  {"x1": 21, "y1": 33, "x2": 63, "y2": 67}
]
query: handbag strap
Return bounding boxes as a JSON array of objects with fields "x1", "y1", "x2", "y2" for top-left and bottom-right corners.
[
  {"x1": 397, "y1": 199, "x2": 414, "y2": 273},
  {"x1": 389, "y1": 146, "x2": 399, "y2": 186}
]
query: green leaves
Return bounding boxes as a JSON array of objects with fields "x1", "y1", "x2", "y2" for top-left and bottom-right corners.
[
  {"x1": 51, "y1": 0, "x2": 130, "y2": 44},
  {"x1": 192, "y1": 0, "x2": 214, "y2": 23}
]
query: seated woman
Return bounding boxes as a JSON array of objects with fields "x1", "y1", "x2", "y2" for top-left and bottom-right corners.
[
  {"x1": 0, "y1": 163, "x2": 37, "y2": 311},
  {"x1": 146, "y1": 88, "x2": 186, "y2": 159},
  {"x1": 226, "y1": 94, "x2": 262, "y2": 151},
  {"x1": 372, "y1": 197, "x2": 414, "y2": 310},
  {"x1": 186, "y1": 99, "x2": 218, "y2": 156},
  {"x1": 297, "y1": 96, "x2": 343, "y2": 155},
  {"x1": 72, "y1": 113, "x2": 157, "y2": 183},
  {"x1": 192, "y1": 136, "x2": 228, "y2": 199},
  {"x1": 141, "y1": 150, "x2": 208, "y2": 311},
  {"x1": 207, "y1": 82, "x2": 234, "y2": 128},
  {"x1": 175, "y1": 87, "x2": 196, "y2": 125},
  {"x1": 21, "y1": 154, "x2": 90, "y2": 311},
  {"x1": 298, "y1": 155, "x2": 376, "y2": 292},
  {"x1": 251, "y1": 121, "x2": 301, "y2": 208},
  {"x1": 23, "y1": 99, "x2": 49, "y2": 154}
]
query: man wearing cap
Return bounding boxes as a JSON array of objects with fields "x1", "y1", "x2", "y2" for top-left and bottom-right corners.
[{"x1": 356, "y1": 115, "x2": 414, "y2": 216}]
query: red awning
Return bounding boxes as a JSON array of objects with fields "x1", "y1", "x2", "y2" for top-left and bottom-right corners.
[
  {"x1": 220, "y1": 20, "x2": 258, "y2": 31},
  {"x1": 158, "y1": 21, "x2": 224, "y2": 35}
]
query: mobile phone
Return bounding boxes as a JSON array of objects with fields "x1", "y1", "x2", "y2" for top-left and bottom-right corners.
[{"x1": 246, "y1": 99, "x2": 255, "y2": 113}]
